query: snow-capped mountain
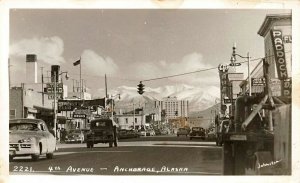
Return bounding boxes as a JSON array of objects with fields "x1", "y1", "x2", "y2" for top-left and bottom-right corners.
[{"x1": 103, "y1": 84, "x2": 220, "y2": 112}]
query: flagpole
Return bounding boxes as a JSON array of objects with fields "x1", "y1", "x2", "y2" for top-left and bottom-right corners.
[{"x1": 80, "y1": 57, "x2": 82, "y2": 99}]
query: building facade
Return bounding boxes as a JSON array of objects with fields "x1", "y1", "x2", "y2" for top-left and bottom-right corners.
[{"x1": 162, "y1": 96, "x2": 189, "y2": 119}]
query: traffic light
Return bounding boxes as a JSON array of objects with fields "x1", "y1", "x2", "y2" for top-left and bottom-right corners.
[{"x1": 137, "y1": 81, "x2": 145, "y2": 95}]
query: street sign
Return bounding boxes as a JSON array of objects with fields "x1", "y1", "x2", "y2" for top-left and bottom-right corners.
[
  {"x1": 251, "y1": 78, "x2": 265, "y2": 86},
  {"x1": 46, "y1": 82, "x2": 64, "y2": 100},
  {"x1": 58, "y1": 99, "x2": 106, "y2": 112},
  {"x1": 73, "y1": 114, "x2": 86, "y2": 119},
  {"x1": 48, "y1": 94, "x2": 63, "y2": 100}
]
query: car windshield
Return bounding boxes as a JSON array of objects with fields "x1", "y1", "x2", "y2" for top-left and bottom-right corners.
[
  {"x1": 9, "y1": 123, "x2": 38, "y2": 131},
  {"x1": 91, "y1": 120, "x2": 112, "y2": 129}
]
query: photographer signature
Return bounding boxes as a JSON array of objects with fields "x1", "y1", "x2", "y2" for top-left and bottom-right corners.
[{"x1": 257, "y1": 159, "x2": 281, "y2": 169}]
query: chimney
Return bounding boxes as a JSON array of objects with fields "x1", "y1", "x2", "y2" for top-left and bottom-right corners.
[
  {"x1": 51, "y1": 65, "x2": 60, "y2": 82},
  {"x1": 26, "y1": 54, "x2": 37, "y2": 83}
]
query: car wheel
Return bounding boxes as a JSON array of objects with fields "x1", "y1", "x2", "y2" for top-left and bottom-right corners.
[
  {"x1": 46, "y1": 153, "x2": 54, "y2": 159},
  {"x1": 177, "y1": 134, "x2": 179, "y2": 137},
  {"x1": 190, "y1": 137, "x2": 193, "y2": 140},
  {"x1": 31, "y1": 154, "x2": 40, "y2": 161}
]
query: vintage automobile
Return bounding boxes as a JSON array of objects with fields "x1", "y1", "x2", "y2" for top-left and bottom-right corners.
[
  {"x1": 65, "y1": 129, "x2": 85, "y2": 143},
  {"x1": 86, "y1": 118, "x2": 118, "y2": 148},
  {"x1": 189, "y1": 127, "x2": 206, "y2": 140},
  {"x1": 177, "y1": 128, "x2": 189, "y2": 137},
  {"x1": 9, "y1": 118, "x2": 56, "y2": 161},
  {"x1": 118, "y1": 129, "x2": 140, "y2": 139}
]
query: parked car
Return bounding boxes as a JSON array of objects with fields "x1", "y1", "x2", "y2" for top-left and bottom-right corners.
[
  {"x1": 127, "y1": 129, "x2": 140, "y2": 138},
  {"x1": 138, "y1": 129, "x2": 147, "y2": 137},
  {"x1": 65, "y1": 129, "x2": 84, "y2": 143},
  {"x1": 86, "y1": 119, "x2": 118, "y2": 148},
  {"x1": 146, "y1": 129, "x2": 156, "y2": 136},
  {"x1": 177, "y1": 128, "x2": 189, "y2": 137},
  {"x1": 9, "y1": 118, "x2": 56, "y2": 161},
  {"x1": 189, "y1": 127, "x2": 206, "y2": 140}
]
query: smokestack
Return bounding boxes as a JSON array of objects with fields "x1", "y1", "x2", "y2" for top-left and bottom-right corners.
[
  {"x1": 51, "y1": 65, "x2": 60, "y2": 82},
  {"x1": 26, "y1": 54, "x2": 38, "y2": 84}
]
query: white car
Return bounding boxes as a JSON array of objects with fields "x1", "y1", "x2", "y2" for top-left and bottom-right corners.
[{"x1": 9, "y1": 118, "x2": 57, "y2": 161}]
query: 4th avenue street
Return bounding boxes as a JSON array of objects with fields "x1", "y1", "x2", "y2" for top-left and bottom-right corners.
[{"x1": 9, "y1": 136, "x2": 222, "y2": 175}]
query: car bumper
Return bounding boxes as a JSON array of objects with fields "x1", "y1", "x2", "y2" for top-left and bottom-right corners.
[
  {"x1": 9, "y1": 143, "x2": 39, "y2": 156},
  {"x1": 86, "y1": 136, "x2": 113, "y2": 142}
]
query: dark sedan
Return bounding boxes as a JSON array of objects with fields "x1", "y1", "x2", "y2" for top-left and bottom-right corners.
[{"x1": 190, "y1": 127, "x2": 206, "y2": 140}]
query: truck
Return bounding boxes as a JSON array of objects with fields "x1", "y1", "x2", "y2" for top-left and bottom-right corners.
[
  {"x1": 86, "y1": 118, "x2": 118, "y2": 148},
  {"x1": 220, "y1": 59, "x2": 291, "y2": 175}
]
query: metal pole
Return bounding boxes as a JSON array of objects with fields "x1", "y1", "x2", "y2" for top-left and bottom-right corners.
[
  {"x1": 54, "y1": 72, "x2": 57, "y2": 140},
  {"x1": 133, "y1": 103, "x2": 135, "y2": 129},
  {"x1": 80, "y1": 60, "x2": 82, "y2": 99},
  {"x1": 41, "y1": 67, "x2": 44, "y2": 106},
  {"x1": 248, "y1": 52, "x2": 251, "y2": 96},
  {"x1": 111, "y1": 98, "x2": 114, "y2": 121}
]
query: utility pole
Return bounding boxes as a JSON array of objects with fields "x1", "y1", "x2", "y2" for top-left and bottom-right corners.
[
  {"x1": 105, "y1": 74, "x2": 108, "y2": 98},
  {"x1": 247, "y1": 52, "x2": 251, "y2": 96},
  {"x1": 54, "y1": 72, "x2": 57, "y2": 139},
  {"x1": 133, "y1": 103, "x2": 135, "y2": 129},
  {"x1": 72, "y1": 79, "x2": 75, "y2": 92},
  {"x1": 41, "y1": 67, "x2": 44, "y2": 106}
]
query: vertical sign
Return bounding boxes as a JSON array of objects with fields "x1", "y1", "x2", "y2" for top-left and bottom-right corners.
[{"x1": 270, "y1": 29, "x2": 288, "y2": 80}]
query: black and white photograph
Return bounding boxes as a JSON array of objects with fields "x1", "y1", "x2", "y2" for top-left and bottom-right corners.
[{"x1": 0, "y1": 0, "x2": 300, "y2": 183}]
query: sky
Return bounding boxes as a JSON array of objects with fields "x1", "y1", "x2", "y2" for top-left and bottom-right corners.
[{"x1": 9, "y1": 9, "x2": 291, "y2": 98}]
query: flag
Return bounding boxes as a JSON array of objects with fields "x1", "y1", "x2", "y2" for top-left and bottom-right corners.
[{"x1": 73, "y1": 59, "x2": 80, "y2": 66}]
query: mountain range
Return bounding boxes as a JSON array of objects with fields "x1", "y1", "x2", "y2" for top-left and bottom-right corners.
[{"x1": 107, "y1": 84, "x2": 220, "y2": 112}]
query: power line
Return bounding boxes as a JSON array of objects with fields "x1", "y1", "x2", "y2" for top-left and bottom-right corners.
[{"x1": 141, "y1": 50, "x2": 291, "y2": 83}]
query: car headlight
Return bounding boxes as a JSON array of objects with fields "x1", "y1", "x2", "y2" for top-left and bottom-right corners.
[{"x1": 19, "y1": 137, "x2": 34, "y2": 143}]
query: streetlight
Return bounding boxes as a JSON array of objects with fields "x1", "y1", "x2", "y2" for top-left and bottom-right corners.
[
  {"x1": 231, "y1": 44, "x2": 251, "y2": 96},
  {"x1": 53, "y1": 71, "x2": 69, "y2": 140}
]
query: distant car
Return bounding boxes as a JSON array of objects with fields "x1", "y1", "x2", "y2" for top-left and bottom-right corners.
[
  {"x1": 146, "y1": 129, "x2": 155, "y2": 136},
  {"x1": 9, "y1": 118, "x2": 57, "y2": 161},
  {"x1": 189, "y1": 127, "x2": 206, "y2": 140},
  {"x1": 65, "y1": 129, "x2": 84, "y2": 143},
  {"x1": 86, "y1": 119, "x2": 118, "y2": 148},
  {"x1": 154, "y1": 129, "x2": 161, "y2": 136},
  {"x1": 177, "y1": 128, "x2": 189, "y2": 137},
  {"x1": 139, "y1": 129, "x2": 147, "y2": 137},
  {"x1": 118, "y1": 129, "x2": 140, "y2": 139}
]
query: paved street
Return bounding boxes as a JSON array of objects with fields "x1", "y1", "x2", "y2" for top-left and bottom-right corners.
[{"x1": 9, "y1": 136, "x2": 222, "y2": 175}]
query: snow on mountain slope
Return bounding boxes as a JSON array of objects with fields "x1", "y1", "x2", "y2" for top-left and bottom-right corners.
[{"x1": 108, "y1": 84, "x2": 220, "y2": 111}]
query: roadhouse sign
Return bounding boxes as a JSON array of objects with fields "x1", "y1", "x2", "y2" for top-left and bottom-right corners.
[{"x1": 271, "y1": 29, "x2": 288, "y2": 80}]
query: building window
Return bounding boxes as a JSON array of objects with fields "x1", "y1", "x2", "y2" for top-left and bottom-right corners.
[
  {"x1": 135, "y1": 118, "x2": 137, "y2": 123},
  {"x1": 125, "y1": 118, "x2": 128, "y2": 124},
  {"x1": 10, "y1": 109, "x2": 16, "y2": 119}
]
